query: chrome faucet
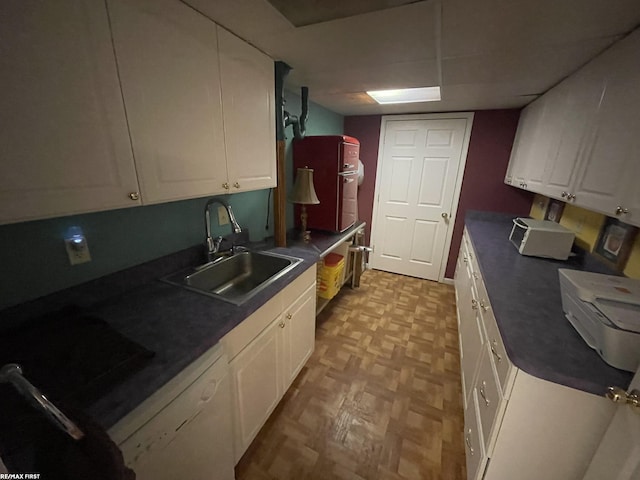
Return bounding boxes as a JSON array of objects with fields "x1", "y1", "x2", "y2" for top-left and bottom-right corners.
[{"x1": 204, "y1": 197, "x2": 242, "y2": 261}]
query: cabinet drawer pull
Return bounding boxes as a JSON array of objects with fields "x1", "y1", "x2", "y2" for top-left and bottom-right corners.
[
  {"x1": 463, "y1": 255, "x2": 468, "y2": 263},
  {"x1": 465, "y1": 430, "x2": 474, "y2": 456},
  {"x1": 473, "y1": 272, "x2": 479, "y2": 280},
  {"x1": 479, "y1": 381, "x2": 490, "y2": 406},
  {"x1": 471, "y1": 299, "x2": 478, "y2": 310},
  {"x1": 615, "y1": 206, "x2": 629, "y2": 215},
  {"x1": 279, "y1": 322, "x2": 285, "y2": 328},
  {"x1": 491, "y1": 340, "x2": 502, "y2": 363},
  {"x1": 479, "y1": 299, "x2": 489, "y2": 312}
]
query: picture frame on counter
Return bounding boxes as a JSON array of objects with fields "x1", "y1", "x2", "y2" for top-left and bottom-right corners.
[
  {"x1": 593, "y1": 217, "x2": 638, "y2": 271},
  {"x1": 544, "y1": 199, "x2": 565, "y2": 223}
]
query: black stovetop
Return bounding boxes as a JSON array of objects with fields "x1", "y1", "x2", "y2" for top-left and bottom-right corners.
[{"x1": 0, "y1": 307, "x2": 153, "y2": 469}]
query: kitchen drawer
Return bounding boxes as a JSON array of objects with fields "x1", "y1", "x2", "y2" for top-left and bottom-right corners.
[
  {"x1": 280, "y1": 264, "x2": 316, "y2": 307},
  {"x1": 475, "y1": 345, "x2": 503, "y2": 450},
  {"x1": 459, "y1": 285, "x2": 486, "y2": 405},
  {"x1": 474, "y1": 279, "x2": 513, "y2": 396},
  {"x1": 463, "y1": 230, "x2": 480, "y2": 271},
  {"x1": 464, "y1": 390, "x2": 486, "y2": 480},
  {"x1": 481, "y1": 308, "x2": 512, "y2": 397},
  {"x1": 221, "y1": 293, "x2": 282, "y2": 361}
]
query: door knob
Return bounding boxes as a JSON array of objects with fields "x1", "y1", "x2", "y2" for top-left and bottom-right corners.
[
  {"x1": 441, "y1": 212, "x2": 449, "y2": 219},
  {"x1": 606, "y1": 386, "x2": 640, "y2": 412}
]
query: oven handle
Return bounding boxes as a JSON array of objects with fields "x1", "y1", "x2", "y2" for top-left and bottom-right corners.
[{"x1": 0, "y1": 364, "x2": 84, "y2": 440}]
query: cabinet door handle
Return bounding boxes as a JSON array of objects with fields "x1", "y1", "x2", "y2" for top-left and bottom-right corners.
[
  {"x1": 129, "y1": 192, "x2": 140, "y2": 201},
  {"x1": 471, "y1": 299, "x2": 478, "y2": 310},
  {"x1": 479, "y1": 381, "x2": 490, "y2": 406},
  {"x1": 473, "y1": 272, "x2": 479, "y2": 280},
  {"x1": 286, "y1": 313, "x2": 292, "y2": 320},
  {"x1": 279, "y1": 322, "x2": 285, "y2": 328},
  {"x1": 491, "y1": 340, "x2": 502, "y2": 363},
  {"x1": 234, "y1": 182, "x2": 240, "y2": 189},
  {"x1": 222, "y1": 182, "x2": 230, "y2": 190},
  {"x1": 465, "y1": 430, "x2": 474, "y2": 456},
  {"x1": 463, "y1": 255, "x2": 468, "y2": 263}
]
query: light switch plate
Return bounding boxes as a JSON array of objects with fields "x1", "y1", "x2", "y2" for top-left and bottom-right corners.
[
  {"x1": 65, "y1": 238, "x2": 91, "y2": 265},
  {"x1": 218, "y1": 206, "x2": 229, "y2": 226}
]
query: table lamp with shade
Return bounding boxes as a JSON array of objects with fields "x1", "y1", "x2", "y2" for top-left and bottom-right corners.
[{"x1": 290, "y1": 167, "x2": 320, "y2": 243}]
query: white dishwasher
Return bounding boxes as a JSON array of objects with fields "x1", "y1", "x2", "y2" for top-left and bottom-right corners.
[{"x1": 112, "y1": 344, "x2": 235, "y2": 480}]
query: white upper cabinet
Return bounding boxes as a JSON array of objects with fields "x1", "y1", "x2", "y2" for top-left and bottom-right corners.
[
  {"x1": 505, "y1": 98, "x2": 549, "y2": 191},
  {"x1": 571, "y1": 29, "x2": 640, "y2": 220},
  {"x1": 0, "y1": 0, "x2": 141, "y2": 225},
  {"x1": 506, "y1": 28, "x2": 640, "y2": 226},
  {"x1": 542, "y1": 66, "x2": 606, "y2": 201},
  {"x1": 107, "y1": 0, "x2": 228, "y2": 203},
  {"x1": 505, "y1": 107, "x2": 535, "y2": 187},
  {"x1": 218, "y1": 27, "x2": 276, "y2": 193}
]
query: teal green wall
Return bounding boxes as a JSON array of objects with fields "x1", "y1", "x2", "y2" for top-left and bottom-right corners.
[{"x1": 0, "y1": 92, "x2": 343, "y2": 311}]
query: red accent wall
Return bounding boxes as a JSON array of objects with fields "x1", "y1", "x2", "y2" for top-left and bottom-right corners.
[
  {"x1": 344, "y1": 110, "x2": 534, "y2": 278},
  {"x1": 342, "y1": 115, "x2": 381, "y2": 245}
]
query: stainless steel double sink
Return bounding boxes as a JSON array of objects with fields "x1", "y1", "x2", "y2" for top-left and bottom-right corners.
[{"x1": 163, "y1": 251, "x2": 303, "y2": 305}]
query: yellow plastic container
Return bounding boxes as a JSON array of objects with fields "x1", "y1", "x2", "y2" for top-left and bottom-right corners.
[{"x1": 317, "y1": 253, "x2": 345, "y2": 300}]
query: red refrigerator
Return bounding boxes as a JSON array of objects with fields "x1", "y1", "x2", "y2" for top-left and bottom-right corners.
[{"x1": 293, "y1": 135, "x2": 359, "y2": 233}]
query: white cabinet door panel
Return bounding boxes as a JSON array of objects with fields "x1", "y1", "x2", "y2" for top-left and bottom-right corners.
[
  {"x1": 229, "y1": 318, "x2": 282, "y2": 463},
  {"x1": 281, "y1": 284, "x2": 316, "y2": 391},
  {"x1": 572, "y1": 30, "x2": 640, "y2": 218},
  {"x1": 218, "y1": 27, "x2": 276, "y2": 193},
  {"x1": 0, "y1": 0, "x2": 140, "y2": 224},
  {"x1": 108, "y1": 0, "x2": 227, "y2": 203}
]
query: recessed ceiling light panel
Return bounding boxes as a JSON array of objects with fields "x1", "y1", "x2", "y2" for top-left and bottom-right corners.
[{"x1": 366, "y1": 86, "x2": 441, "y2": 104}]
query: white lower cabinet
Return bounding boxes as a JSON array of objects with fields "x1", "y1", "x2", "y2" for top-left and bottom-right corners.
[
  {"x1": 464, "y1": 390, "x2": 486, "y2": 480},
  {"x1": 229, "y1": 315, "x2": 282, "y2": 462},
  {"x1": 455, "y1": 229, "x2": 614, "y2": 480},
  {"x1": 222, "y1": 266, "x2": 316, "y2": 463}
]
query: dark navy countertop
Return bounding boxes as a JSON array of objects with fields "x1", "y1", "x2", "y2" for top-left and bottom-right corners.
[
  {"x1": 465, "y1": 211, "x2": 632, "y2": 396},
  {"x1": 0, "y1": 222, "x2": 365, "y2": 429}
]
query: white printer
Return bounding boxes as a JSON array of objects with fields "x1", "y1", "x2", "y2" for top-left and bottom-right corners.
[{"x1": 558, "y1": 269, "x2": 640, "y2": 372}]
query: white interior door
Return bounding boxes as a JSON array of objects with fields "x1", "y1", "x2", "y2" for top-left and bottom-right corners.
[
  {"x1": 370, "y1": 115, "x2": 472, "y2": 281},
  {"x1": 582, "y1": 367, "x2": 640, "y2": 480}
]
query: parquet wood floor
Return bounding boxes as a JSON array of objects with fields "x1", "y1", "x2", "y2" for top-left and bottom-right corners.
[{"x1": 235, "y1": 269, "x2": 466, "y2": 480}]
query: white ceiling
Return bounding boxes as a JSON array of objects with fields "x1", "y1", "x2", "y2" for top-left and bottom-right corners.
[{"x1": 183, "y1": 0, "x2": 640, "y2": 116}]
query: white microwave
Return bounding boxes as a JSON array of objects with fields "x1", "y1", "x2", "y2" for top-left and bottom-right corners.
[{"x1": 509, "y1": 218, "x2": 575, "y2": 260}]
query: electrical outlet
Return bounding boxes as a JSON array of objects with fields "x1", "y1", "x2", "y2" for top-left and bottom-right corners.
[
  {"x1": 218, "y1": 206, "x2": 229, "y2": 226},
  {"x1": 65, "y1": 237, "x2": 91, "y2": 265}
]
